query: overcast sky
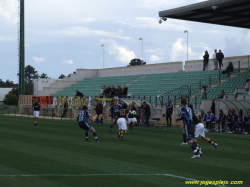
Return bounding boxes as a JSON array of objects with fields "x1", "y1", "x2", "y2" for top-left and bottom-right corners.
[{"x1": 0, "y1": 0, "x2": 249, "y2": 83}]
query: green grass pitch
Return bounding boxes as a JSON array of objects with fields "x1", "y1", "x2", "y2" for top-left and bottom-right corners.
[{"x1": 0, "y1": 115, "x2": 249, "y2": 187}]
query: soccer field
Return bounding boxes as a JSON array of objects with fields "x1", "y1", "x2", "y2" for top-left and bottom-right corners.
[{"x1": 0, "y1": 115, "x2": 249, "y2": 187}]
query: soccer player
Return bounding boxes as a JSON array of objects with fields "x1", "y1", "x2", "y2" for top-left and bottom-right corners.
[
  {"x1": 117, "y1": 103, "x2": 129, "y2": 140},
  {"x1": 165, "y1": 99, "x2": 173, "y2": 127},
  {"x1": 189, "y1": 104, "x2": 218, "y2": 150},
  {"x1": 30, "y1": 98, "x2": 40, "y2": 127},
  {"x1": 109, "y1": 100, "x2": 121, "y2": 133},
  {"x1": 128, "y1": 101, "x2": 138, "y2": 131},
  {"x1": 95, "y1": 100, "x2": 103, "y2": 124},
  {"x1": 77, "y1": 105, "x2": 99, "y2": 142},
  {"x1": 205, "y1": 111, "x2": 216, "y2": 131},
  {"x1": 174, "y1": 98, "x2": 201, "y2": 158}
]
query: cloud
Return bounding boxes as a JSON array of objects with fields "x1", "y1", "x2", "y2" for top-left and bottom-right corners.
[
  {"x1": 118, "y1": 17, "x2": 192, "y2": 32},
  {"x1": 33, "y1": 27, "x2": 133, "y2": 41},
  {"x1": 32, "y1": 57, "x2": 47, "y2": 62},
  {"x1": 204, "y1": 30, "x2": 222, "y2": 34},
  {"x1": 69, "y1": 17, "x2": 96, "y2": 23},
  {"x1": 61, "y1": 60, "x2": 74, "y2": 64},
  {"x1": 25, "y1": 43, "x2": 30, "y2": 47},
  {"x1": 0, "y1": 35, "x2": 14, "y2": 41},
  {"x1": 135, "y1": 0, "x2": 205, "y2": 9},
  {"x1": 0, "y1": 0, "x2": 18, "y2": 24},
  {"x1": 103, "y1": 39, "x2": 136, "y2": 64},
  {"x1": 150, "y1": 55, "x2": 163, "y2": 62},
  {"x1": 170, "y1": 38, "x2": 204, "y2": 61}
]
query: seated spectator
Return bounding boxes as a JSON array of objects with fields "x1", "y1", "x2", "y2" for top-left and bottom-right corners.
[
  {"x1": 216, "y1": 109, "x2": 226, "y2": 132},
  {"x1": 218, "y1": 90, "x2": 225, "y2": 99},
  {"x1": 75, "y1": 90, "x2": 84, "y2": 98},
  {"x1": 206, "y1": 111, "x2": 216, "y2": 131},
  {"x1": 228, "y1": 110, "x2": 246, "y2": 134},
  {"x1": 246, "y1": 108, "x2": 250, "y2": 135},
  {"x1": 122, "y1": 85, "x2": 128, "y2": 98},
  {"x1": 221, "y1": 62, "x2": 234, "y2": 77}
]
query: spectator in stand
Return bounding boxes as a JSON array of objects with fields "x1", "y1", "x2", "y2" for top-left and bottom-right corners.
[
  {"x1": 166, "y1": 99, "x2": 173, "y2": 127},
  {"x1": 116, "y1": 85, "x2": 123, "y2": 98},
  {"x1": 222, "y1": 62, "x2": 234, "y2": 77},
  {"x1": 216, "y1": 49, "x2": 224, "y2": 70},
  {"x1": 100, "y1": 86, "x2": 105, "y2": 96},
  {"x1": 218, "y1": 90, "x2": 225, "y2": 99},
  {"x1": 61, "y1": 99, "x2": 68, "y2": 118},
  {"x1": 211, "y1": 99, "x2": 215, "y2": 115},
  {"x1": 213, "y1": 49, "x2": 218, "y2": 70},
  {"x1": 142, "y1": 101, "x2": 151, "y2": 127},
  {"x1": 206, "y1": 111, "x2": 216, "y2": 131},
  {"x1": 203, "y1": 50, "x2": 209, "y2": 71},
  {"x1": 216, "y1": 109, "x2": 226, "y2": 132},
  {"x1": 122, "y1": 85, "x2": 128, "y2": 98},
  {"x1": 104, "y1": 85, "x2": 111, "y2": 96},
  {"x1": 246, "y1": 109, "x2": 250, "y2": 135},
  {"x1": 95, "y1": 100, "x2": 103, "y2": 124},
  {"x1": 225, "y1": 110, "x2": 233, "y2": 131},
  {"x1": 110, "y1": 85, "x2": 116, "y2": 97},
  {"x1": 228, "y1": 110, "x2": 245, "y2": 134},
  {"x1": 75, "y1": 90, "x2": 84, "y2": 98}
]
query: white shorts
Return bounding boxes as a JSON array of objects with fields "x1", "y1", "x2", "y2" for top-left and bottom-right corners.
[
  {"x1": 34, "y1": 111, "x2": 40, "y2": 118},
  {"x1": 194, "y1": 123, "x2": 205, "y2": 138},
  {"x1": 117, "y1": 118, "x2": 128, "y2": 130},
  {"x1": 128, "y1": 117, "x2": 137, "y2": 124}
]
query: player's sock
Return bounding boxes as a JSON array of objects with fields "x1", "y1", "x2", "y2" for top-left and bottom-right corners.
[
  {"x1": 208, "y1": 140, "x2": 215, "y2": 145},
  {"x1": 93, "y1": 132, "x2": 98, "y2": 139},
  {"x1": 85, "y1": 132, "x2": 88, "y2": 139},
  {"x1": 110, "y1": 124, "x2": 113, "y2": 130},
  {"x1": 190, "y1": 141, "x2": 200, "y2": 155},
  {"x1": 183, "y1": 133, "x2": 187, "y2": 143}
]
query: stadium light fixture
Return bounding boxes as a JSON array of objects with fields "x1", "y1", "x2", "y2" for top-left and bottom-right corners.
[
  {"x1": 101, "y1": 44, "x2": 104, "y2": 69},
  {"x1": 184, "y1": 30, "x2": 188, "y2": 62},
  {"x1": 139, "y1": 38, "x2": 143, "y2": 65}
]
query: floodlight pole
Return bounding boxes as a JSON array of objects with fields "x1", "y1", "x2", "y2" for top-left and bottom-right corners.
[
  {"x1": 101, "y1": 44, "x2": 104, "y2": 69},
  {"x1": 19, "y1": 0, "x2": 25, "y2": 95},
  {"x1": 139, "y1": 38, "x2": 143, "y2": 65},
  {"x1": 184, "y1": 30, "x2": 188, "y2": 62}
]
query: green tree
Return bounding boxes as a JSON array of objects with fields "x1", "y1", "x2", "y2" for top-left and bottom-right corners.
[
  {"x1": 39, "y1": 73, "x2": 48, "y2": 78},
  {"x1": 58, "y1": 74, "x2": 65, "y2": 79},
  {"x1": 3, "y1": 92, "x2": 18, "y2": 105}
]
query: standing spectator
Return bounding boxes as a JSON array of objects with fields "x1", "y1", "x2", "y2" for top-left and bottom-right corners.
[
  {"x1": 61, "y1": 99, "x2": 68, "y2": 118},
  {"x1": 142, "y1": 101, "x2": 151, "y2": 127},
  {"x1": 165, "y1": 99, "x2": 173, "y2": 127},
  {"x1": 222, "y1": 62, "x2": 234, "y2": 77},
  {"x1": 104, "y1": 85, "x2": 111, "y2": 96},
  {"x1": 100, "y1": 86, "x2": 105, "y2": 96},
  {"x1": 211, "y1": 99, "x2": 215, "y2": 115},
  {"x1": 116, "y1": 85, "x2": 123, "y2": 98},
  {"x1": 213, "y1": 49, "x2": 218, "y2": 70},
  {"x1": 216, "y1": 49, "x2": 224, "y2": 70},
  {"x1": 95, "y1": 100, "x2": 103, "y2": 124},
  {"x1": 203, "y1": 50, "x2": 209, "y2": 71},
  {"x1": 75, "y1": 90, "x2": 84, "y2": 98},
  {"x1": 122, "y1": 85, "x2": 128, "y2": 98},
  {"x1": 219, "y1": 90, "x2": 225, "y2": 99},
  {"x1": 110, "y1": 85, "x2": 116, "y2": 97}
]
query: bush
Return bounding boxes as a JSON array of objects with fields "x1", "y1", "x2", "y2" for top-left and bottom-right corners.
[{"x1": 3, "y1": 93, "x2": 18, "y2": 105}]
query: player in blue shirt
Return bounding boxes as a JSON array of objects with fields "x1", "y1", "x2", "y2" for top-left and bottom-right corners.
[
  {"x1": 108, "y1": 100, "x2": 121, "y2": 133},
  {"x1": 77, "y1": 105, "x2": 99, "y2": 142},
  {"x1": 174, "y1": 98, "x2": 201, "y2": 158}
]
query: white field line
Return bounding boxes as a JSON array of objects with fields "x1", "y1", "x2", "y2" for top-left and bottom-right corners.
[{"x1": 0, "y1": 173, "x2": 228, "y2": 187}]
